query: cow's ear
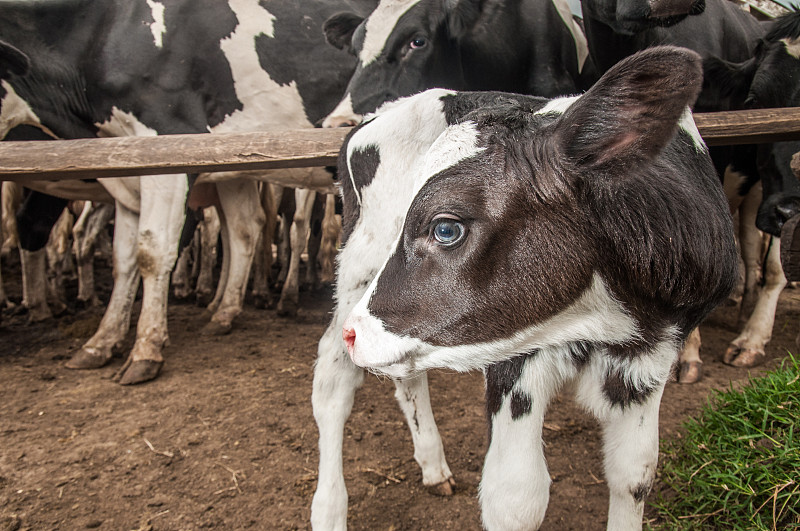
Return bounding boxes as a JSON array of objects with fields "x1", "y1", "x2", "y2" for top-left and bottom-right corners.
[
  {"x1": 703, "y1": 55, "x2": 757, "y2": 104},
  {"x1": 444, "y1": 0, "x2": 493, "y2": 38},
  {"x1": 550, "y1": 46, "x2": 702, "y2": 173},
  {"x1": 323, "y1": 12, "x2": 363, "y2": 52},
  {"x1": 0, "y1": 41, "x2": 30, "y2": 78}
]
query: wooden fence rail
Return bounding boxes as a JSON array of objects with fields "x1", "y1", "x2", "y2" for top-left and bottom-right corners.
[{"x1": 1, "y1": 108, "x2": 800, "y2": 183}]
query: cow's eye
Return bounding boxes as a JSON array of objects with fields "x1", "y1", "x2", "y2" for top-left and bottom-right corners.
[
  {"x1": 410, "y1": 37, "x2": 427, "y2": 49},
  {"x1": 431, "y1": 216, "x2": 465, "y2": 246}
]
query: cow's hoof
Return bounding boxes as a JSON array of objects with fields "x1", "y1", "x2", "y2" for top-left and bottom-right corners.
[
  {"x1": 196, "y1": 291, "x2": 214, "y2": 308},
  {"x1": 65, "y1": 347, "x2": 113, "y2": 369},
  {"x1": 726, "y1": 347, "x2": 765, "y2": 368},
  {"x1": 201, "y1": 320, "x2": 232, "y2": 336},
  {"x1": 25, "y1": 306, "x2": 53, "y2": 323},
  {"x1": 253, "y1": 294, "x2": 274, "y2": 310},
  {"x1": 427, "y1": 476, "x2": 456, "y2": 496},
  {"x1": 276, "y1": 299, "x2": 298, "y2": 318},
  {"x1": 116, "y1": 360, "x2": 163, "y2": 385},
  {"x1": 678, "y1": 361, "x2": 703, "y2": 384}
]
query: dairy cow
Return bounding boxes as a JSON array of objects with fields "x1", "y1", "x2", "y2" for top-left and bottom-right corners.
[
  {"x1": 326, "y1": 46, "x2": 737, "y2": 530},
  {"x1": 320, "y1": 0, "x2": 593, "y2": 127},
  {"x1": 0, "y1": 0, "x2": 376, "y2": 384}
]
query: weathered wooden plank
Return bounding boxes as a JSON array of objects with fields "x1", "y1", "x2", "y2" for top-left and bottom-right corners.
[
  {"x1": 0, "y1": 128, "x2": 350, "y2": 182},
  {"x1": 694, "y1": 107, "x2": 800, "y2": 146},
  {"x1": 1, "y1": 108, "x2": 800, "y2": 182}
]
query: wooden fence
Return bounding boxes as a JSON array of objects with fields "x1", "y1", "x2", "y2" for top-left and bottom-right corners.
[{"x1": 1, "y1": 108, "x2": 800, "y2": 182}]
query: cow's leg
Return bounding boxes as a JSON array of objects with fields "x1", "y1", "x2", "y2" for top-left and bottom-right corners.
[
  {"x1": 251, "y1": 183, "x2": 276, "y2": 309},
  {"x1": 677, "y1": 327, "x2": 702, "y2": 383},
  {"x1": 19, "y1": 248, "x2": 52, "y2": 322},
  {"x1": 195, "y1": 206, "x2": 220, "y2": 308},
  {"x1": 392, "y1": 374, "x2": 455, "y2": 494},
  {"x1": 303, "y1": 192, "x2": 325, "y2": 292},
  {"x1": 73, "y1": 202, "x2": 114, "y2": 307},
  {"x1": 319, "y1": 193, "x2": 340, "y2": 285},
  {"x1": 311, "y1": 313, "x2": 365, "y2": 531},
  {"x1": 201, "y1": 180, "x2": 263, "y2": 335},
  {"x1": 736, "y1": 184, "x2": 764, "y2": 326},
  {"x1": 480, "y1": 355, "x2": 564, "y2": 530},
  {"x1": 172, "y1": 238, "x2": 194, "y2": 300},
  {"x1": 725, "y1": 236, "x2": 787, "y2": 367},
  {"x1": 44, "y1": 207, "x2": 73, "y2": 316},
  {"x1": 277, "y1": 189, "x2": 316, "y2": 317},
  {"x1": 67, "y1": 202, "x2": 141, "y2": 370},
  {"x1": 113, "y1": 175, "x2": 189, "y2": 385}
]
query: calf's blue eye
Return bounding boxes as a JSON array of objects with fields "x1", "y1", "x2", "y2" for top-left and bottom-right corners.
[{"x1": 433, "y1": 219, "x2": 464, "y2": 245}]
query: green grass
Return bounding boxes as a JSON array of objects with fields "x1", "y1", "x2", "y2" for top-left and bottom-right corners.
[{"x1": 650, "y1": 354, "x2": 800, "y2": 530}]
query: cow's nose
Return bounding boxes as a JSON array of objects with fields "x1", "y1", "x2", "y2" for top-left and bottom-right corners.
[
  {"x1": 342, "y1": 325, "x2": 357, "y2": 353},
  {"x1": 336, "y1": 119, "x2": 357, "y2": 128}
]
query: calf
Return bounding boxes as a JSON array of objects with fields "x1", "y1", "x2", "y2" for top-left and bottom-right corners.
[{"x1": 317, "y1": 47, "x2": 737, "y2": 530}]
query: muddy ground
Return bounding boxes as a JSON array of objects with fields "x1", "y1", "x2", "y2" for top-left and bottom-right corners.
[{"x1": 1, "y1": 253, "x2": 797, "y2": 531}]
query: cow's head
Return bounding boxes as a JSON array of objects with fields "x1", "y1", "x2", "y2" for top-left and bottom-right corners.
[
  {"x1": 341, "y1": 46, "x2": 707, "y2": 378},
  {"x1": 321, "y1": 0, "x2": 490, "y2": 127},
  {"x1": 704, "y1": 10, "x2": 800, "y2": 236},
  {"x1": 581, "y1": 0, "x2": 705, "y2": 35}
]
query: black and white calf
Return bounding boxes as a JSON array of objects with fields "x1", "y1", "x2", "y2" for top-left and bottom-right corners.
[{"x1": 313, "y1": 47, "x2": 737, "y2": 529}]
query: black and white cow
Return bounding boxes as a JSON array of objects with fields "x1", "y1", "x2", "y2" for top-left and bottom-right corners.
[
  {"x1": 320, "y1": 0, "x2": 593, "y2": 127},
  {"x1": 702, "y1": 9, "x2": 800, "y2": 366},
  {"x1": 0, "y1": 0, "x2": 376, "y2": 384},
  {"x1": 577, "y1": 0, "x2": 800, "y2": 381},
  {"x1": 312, "y1": 47, "x2": 737, "y2": 529}
]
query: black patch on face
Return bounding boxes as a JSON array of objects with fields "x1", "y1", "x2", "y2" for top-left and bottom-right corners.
[
  {"x1": 440, "y1": 92, "x2": 549, "y2": 127},
  {"x1": 255, "y1": 0, "x2": 375, "y2": 124},
  {"x1": 602, "y1": 371, "x2": 655, "y2": 409},
  {"x1": 339, "y1": 143, "x2": 380, "y2": 244}
]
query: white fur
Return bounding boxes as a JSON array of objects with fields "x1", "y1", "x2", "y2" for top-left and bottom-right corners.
[
  {"x1": 321, "y1": 93, "x2": 358, "y2": 128},
  {"x1": 0, "y1": 80, "x2": 58, "y2": 139},
  {"x1": 784, "y1": 36, "x2": 800, "y2": 60},
  {"x1": 346, "y1": 273, "x2": 640, "y2": 379},
  {"x1": 360, "y1": 0, "x2": 422, "y2": 66},
  {"x1": 146, "y1": 0, "x2": 166, "y2": 48}
]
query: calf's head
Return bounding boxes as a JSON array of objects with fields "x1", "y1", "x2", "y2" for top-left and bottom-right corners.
[{"x1": 342, "y1": 46, "x2": 717, "y2": 379}]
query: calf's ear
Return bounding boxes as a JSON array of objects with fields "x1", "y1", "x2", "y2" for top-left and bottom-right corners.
[
  {"x1": 551, "y1": 46, "x2": 702, "y2": 173},
  {"x1": 0, "y1": 41, "x2": 30, "y2": 78},
  {"x1": 703, "y1": 55, "x2": 756, "y2": 104},
  {"x1": 323, "y1": 12, "x2": 364, "y2": 52}
]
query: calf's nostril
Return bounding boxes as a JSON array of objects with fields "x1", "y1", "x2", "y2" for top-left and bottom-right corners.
[{"x1": 342, "y1": 326, "x2": 356, "y2": 350}]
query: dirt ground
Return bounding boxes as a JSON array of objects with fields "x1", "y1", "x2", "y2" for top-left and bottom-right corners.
[{"x1": 1, "y1": 254, "x2": 798, "y2": 531}]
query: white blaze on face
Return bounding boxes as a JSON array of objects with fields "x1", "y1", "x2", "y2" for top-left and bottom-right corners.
[
  {"x1": 213, "y1": 0, "x2": 310, "y2": 133},
  {"x1": 146, "y1": 0, "x2": 167, "y2": 48},
  {"x1": 0, "y1": 80, "x2": 58, "y2": 139},
  {"x1": 360, "y1": 0, "x2": 423, "y2": 66}
]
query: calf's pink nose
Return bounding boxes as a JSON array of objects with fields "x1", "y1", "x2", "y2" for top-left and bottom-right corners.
[{"x1": 342, "y1": 325, "x2": 356, "y2": 353}]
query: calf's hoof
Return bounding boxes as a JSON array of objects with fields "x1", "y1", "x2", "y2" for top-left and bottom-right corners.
[
  {"x1": 724, "y1": 346, "x2": 765, "y2": 368},
  {"x1": 427, "y1": 476, "x2": 456, "y2": 496},
  {"x1": 114, "y1": 359, "x2": 163, "y2": 385},
  {"x1": 678, "y1": 361, "x2": 703, "y2": 384},
  {"x1": 65, "y1": 347, "x2": 113, "y2": 370},
  {"x1": 201, "y1": 320, "x2": 232, "y2": 336}
]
